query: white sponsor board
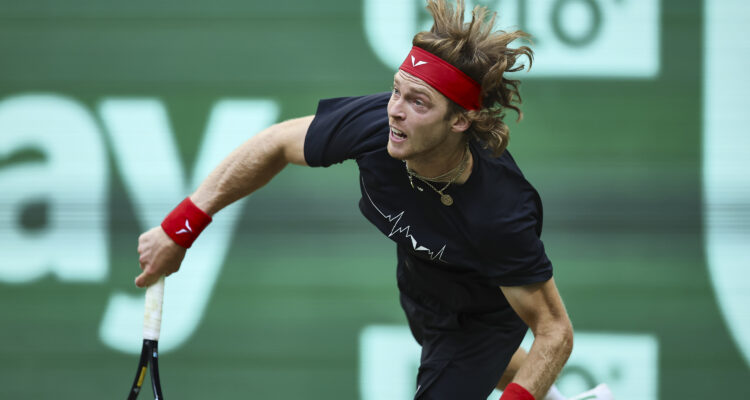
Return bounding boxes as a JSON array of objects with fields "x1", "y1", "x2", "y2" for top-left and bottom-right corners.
[
  {"x1": 360, "y1": 325, "x2": 659, "y2": 400},
  {"x1": 364, "y1": 0, "x2": 660, "y2": 78}
]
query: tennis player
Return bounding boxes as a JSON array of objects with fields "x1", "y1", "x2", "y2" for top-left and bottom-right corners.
[{"x1": 136, "y1": 1, "x2": 613, "y2": 399}]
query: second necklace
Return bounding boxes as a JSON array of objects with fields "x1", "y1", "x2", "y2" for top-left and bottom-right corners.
[{"x1": 405, "y1": 143, "x2": 470, "y2": 206}]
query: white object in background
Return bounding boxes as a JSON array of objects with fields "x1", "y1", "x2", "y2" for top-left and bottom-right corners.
[
  {"x1": 360, "y1": 326, "x2": 658, "y2": 400},
  {"x1": 364, "y1": 0, "x2": 660, "y2": 78},
  {"x1": 703, "y1": 0, "x2": 750, "y2": 370}
]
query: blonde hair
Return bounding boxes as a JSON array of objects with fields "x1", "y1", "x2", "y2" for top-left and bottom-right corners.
[{"x1": 413, "y1": 0, "x2": 533, "y2": 156}]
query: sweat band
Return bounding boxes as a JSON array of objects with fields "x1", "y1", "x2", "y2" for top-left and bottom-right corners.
[
  {"x1": 399, "y1": 46, "x2": 482, "y2": 111},
  {"x1": 161, "y1": 197, "x2": 212, "y2": 248},
  {"x1": 500, "y1": 383, "x2": 535, "y2": 400}
]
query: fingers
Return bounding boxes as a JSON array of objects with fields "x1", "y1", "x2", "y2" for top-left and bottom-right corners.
[
  {"x1": 134, "y1": 269, "x2": 160, "y2": 288},
  {"x1": 135, "y1": 226, "x2": 186, "y2": 287},
  {"x1": 135, "y1": 228, "x2": 162, "y2": 287},
  {"x1": 136, "y1": 248, "x2": 166, "y2": 287},
  {"x1": 135, "y1": 256, "x2": 170, "y2": 287},
  {"x1": 135, "y1": 260, "x2": 167, "y2": 288}
]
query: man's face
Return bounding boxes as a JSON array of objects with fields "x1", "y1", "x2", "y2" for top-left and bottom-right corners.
[{"x1": 387, "y1": 70, "x2": 461, "y2": 162}]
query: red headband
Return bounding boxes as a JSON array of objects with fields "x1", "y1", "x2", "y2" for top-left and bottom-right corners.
[{"x1": 399, "y1": 46, "x2": 482, "y2": 111}]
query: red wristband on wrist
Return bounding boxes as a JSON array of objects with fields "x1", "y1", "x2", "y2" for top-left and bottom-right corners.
[
  {"x1": 161, "y1": 197, "x2": 212, "y2": 248},
  {"x1": 500, "y1": 383, "x2": 535, "y2": 400}
]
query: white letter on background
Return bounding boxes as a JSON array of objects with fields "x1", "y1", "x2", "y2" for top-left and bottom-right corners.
[
  {"x1": 703, "y1": 0, "x2": 750, "y2": 368},
  {"x1": 0, "y1": 94, "x2": 108, "y2": 283},
  {"x1": 98, "y1": 98, "x2": 279, "y2": 353}
]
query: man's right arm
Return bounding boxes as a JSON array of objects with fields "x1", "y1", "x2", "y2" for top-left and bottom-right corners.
[
  {"x1": 135, "y1": 115, "x2": 314, "y2": 287},
  {"x1": 190, "y1": 115, "x2": 312, "y2": 214}
]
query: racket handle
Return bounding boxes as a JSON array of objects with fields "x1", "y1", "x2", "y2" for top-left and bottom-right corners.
[{"x1": 143, "y1": 276, "x2": 165, "y2": 341}]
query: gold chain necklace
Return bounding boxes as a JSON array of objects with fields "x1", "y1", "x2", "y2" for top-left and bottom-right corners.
[{"x1": 405, "y1": 143, "x2": 470, "y2": 206}]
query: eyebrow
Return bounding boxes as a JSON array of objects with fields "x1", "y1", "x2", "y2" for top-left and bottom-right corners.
[{"x1": 394, "y1": 74, "x2": 435, "y2": 100}]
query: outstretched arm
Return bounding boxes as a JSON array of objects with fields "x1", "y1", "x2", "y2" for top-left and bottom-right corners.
[
  {"x1": 135, "y1": 115, "x2": 314, "y2": 287},
  {"x1": 500, "y1": 278, "x2": 573, "y2": 399},
  {"x1": 190, "y1": 115, "x2": 312, "y2": 214}
]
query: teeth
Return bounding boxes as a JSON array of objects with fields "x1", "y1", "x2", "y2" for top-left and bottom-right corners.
[{"x1": 392, "y1": 127, "x2": 405, "y2": 136}]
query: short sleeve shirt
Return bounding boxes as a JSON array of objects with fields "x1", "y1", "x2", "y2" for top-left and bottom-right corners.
[{"x1": 304, "y1": 92, "x2": 552, "y2": 329}]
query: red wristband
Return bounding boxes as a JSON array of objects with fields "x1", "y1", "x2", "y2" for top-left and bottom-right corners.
[
  {"x1": 161, "y1": 197, "x2": 212, "y2": 248},
  {"x1": 500, "y1": 383, "x2": 535, "y2": 400}
]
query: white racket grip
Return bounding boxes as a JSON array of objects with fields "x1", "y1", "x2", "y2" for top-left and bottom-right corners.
[{"x1": 143, "y1": 276, "x2": 165, "y2": 341}]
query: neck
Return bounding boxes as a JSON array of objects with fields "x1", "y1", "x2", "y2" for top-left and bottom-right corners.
[{"x1": 406, "y1": 140, "x2": 471, "y2": 183}]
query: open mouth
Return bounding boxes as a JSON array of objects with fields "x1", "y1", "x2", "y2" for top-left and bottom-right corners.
[{"x1": 390, "y1": 127, "x2": 407, "y2": 142}]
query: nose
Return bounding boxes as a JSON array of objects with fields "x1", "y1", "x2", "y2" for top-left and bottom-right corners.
[{"x1": 387, "y1": 96, "x2": 406, "y2": 121}]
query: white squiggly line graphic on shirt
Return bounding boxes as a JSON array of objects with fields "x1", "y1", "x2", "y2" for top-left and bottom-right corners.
[{"x1": 361, "y1": 177, "x2": 447, "y2": 262}]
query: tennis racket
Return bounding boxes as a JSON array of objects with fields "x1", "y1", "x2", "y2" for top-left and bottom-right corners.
[{"x1": 127, "y1": 276, "x2": 166, "y2": 399}]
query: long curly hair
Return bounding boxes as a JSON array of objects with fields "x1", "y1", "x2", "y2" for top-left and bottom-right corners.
[{"x1": 413, "y1": 0, "x2": 533, "y2": 156}]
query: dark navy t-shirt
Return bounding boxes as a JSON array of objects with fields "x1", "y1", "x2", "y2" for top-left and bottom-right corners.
[{"x1": 304, "y1": 92, "x2": 552, "y2": 331}]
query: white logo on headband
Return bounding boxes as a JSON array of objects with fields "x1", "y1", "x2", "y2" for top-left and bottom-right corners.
[{"x1": 411, "y1": 55, "x2": 428, "y2": 67}]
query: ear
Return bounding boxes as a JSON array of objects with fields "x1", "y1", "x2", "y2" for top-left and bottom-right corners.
[{"x1": 450, "y1": 112, "x2": 471, "y2": 134}]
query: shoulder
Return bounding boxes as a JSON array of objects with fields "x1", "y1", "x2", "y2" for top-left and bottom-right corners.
[
  {"x1": 311, "y1": 92, "x2": 390, "y2": 124},
  {"x1": 304, "y1": 92, "x2": 391, "y2": 167},
  {"x1": 471, "y1": 143, "x2": 544, "y2": 235},
  {"x1": 473, "y1": 143, "x2": 538, "y2": 207}
]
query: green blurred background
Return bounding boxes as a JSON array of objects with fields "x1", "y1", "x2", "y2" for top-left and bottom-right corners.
[{"x1": 1, "y1": 0, "x2": 748, "y2": 399}]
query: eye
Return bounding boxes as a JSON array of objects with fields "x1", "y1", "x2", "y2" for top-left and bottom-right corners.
[
  {"x1": 392, "y1": 87, "x2": 400, "y2": 96},
  {"x1": 414, "y1": 99, "x2": 424, "y2": 106}
]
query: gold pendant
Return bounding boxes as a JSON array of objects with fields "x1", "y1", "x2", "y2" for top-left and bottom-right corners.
[{"x1": 440, "y1": 194, "x2": 453, "y2": 206}]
